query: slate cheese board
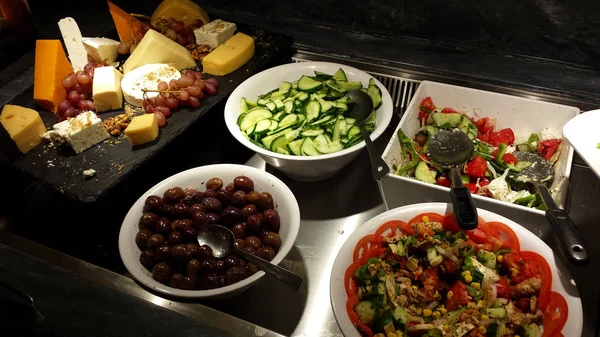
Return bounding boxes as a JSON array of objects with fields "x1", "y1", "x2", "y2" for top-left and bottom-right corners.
[{"x1": 1, "y1": 24, "x2": 291, "y2": 202}]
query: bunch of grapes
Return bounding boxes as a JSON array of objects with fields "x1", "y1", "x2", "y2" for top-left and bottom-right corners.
[
  {"x1": 57, "y1": 62, "x2": 105, "y2": 122},
  {"x1": 117, "y1": 17, "x2": 202, "y2": 56},
  {"x1": 143, "y1": 70, "x2": 218, "y2": 127}
]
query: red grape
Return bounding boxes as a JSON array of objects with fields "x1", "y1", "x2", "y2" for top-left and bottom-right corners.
[
  {"x1": 155, "y1": 93, "x2": 167, "y2": 106},
  {"x1": 177, "y1": 75, "x2": 194, "y2": 88},
  {"x1": 165, "y1": 97, "x2": 179, "y2": 109},
  {"x1": 73, "y1": 84, "x2": 84, "y2": 94},
  {"x1": 142, "y1": 23, "x2": 153, "y2": 32},
  {"x1": 192, "y1": 19, "x2": 203, "y2": 28},
  {"x1": 154, "y1": 111, "x2": 166, "y2": 127},
  {"x1": 86, "y1": 100, "x2": 96, "y2": 111},
  {"x1": 84, "y1": 62, "x2": 96, "y2": 74},
  {"x1": 178, "y1": 89, "x2": 189, "y2": 101},
  {"x1": 77, "y1": 100, "x2": 88, "y2": 110},
  {"x1": 67, "y1": 91, "x2": 80, "y2": 104},
  {"x1": 169, "y1": 79, "x2": 180, "y2": 90},
  {"x1": 64, "y1": 107, "x2": 76, "y2": 118},
  {"x1": 203, "y1": 82, "x2": 216, "y2": 95},
  {"x1": 195, "y1": 80, "x2": 205, "y2": 91},
  {"x1": 155, "y1": 106, "x2": 171, "y2": 117},
  {"x1": 134, "y1": 30, "x2": 145, "y2": 42},
  {"x1": 172, "y1": 21, "x2": 184, "y2": 32},
  {"x1": 58, "y1": 100, "x2": 71, "y2": 113},
  {"x1": 189, "y1": 96, "x2": 200, "y2": 108},
  {"x1": 62, "y1": 75, "x2": 77, "y2": 89},
  {"x1": 194, "y1": 71, "x2": 203, "y2": 80},
  {"x1": 77, "y1": 73, "x2": 91, "y2": 85},
  {"x1": 186, "y1": 85, "x2": 201, "y2": 97},
  {"x1": 176, "y1": 35, "x2": 186, "y2": 46},
  {"x1": 157, "y1": 81, "x2": 169, "y2": 91},
  {"x1": 185, "y1": 35, "x2": 194, "y2": 45},
  {"x1": 145, "y1": 104, "x2": 154, "y2": 114},
  {"x1": 205, "y1": 77, "x2": 218, "y2": 88},
  {"x1": 184, "y1": 25, "x2": 193, "y2": 36},
  {"x1": 165, "y1": 29, "x2": 177, "y2": 41}
]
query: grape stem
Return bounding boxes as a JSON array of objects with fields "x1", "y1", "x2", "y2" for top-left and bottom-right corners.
[{"x1": 142, "y1": 89, "x2": 181, "y2": 94}]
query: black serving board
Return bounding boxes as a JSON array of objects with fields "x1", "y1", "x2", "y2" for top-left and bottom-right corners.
[{"x1": 3, "y1": 24, "x2": 291, "y2": 202}]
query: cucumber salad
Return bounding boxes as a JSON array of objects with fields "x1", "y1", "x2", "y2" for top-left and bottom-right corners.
[
  {"x1": 393, "y1": 97, "x2": 564, "y2": 209},
  {"x1": 236, "y1": 68, "x2": 382, "y2": 156},
  {"x1": 345, "y1": 214, "x2": 566, "y2": 337}
]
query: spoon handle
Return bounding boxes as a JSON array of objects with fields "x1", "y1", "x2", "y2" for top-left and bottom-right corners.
[
  {"x1": 235, "y1": 248, "x2": 303, "y2": 290},
  {"x1": 537, "y1": 184, "x2": 589, "y2": 266},
  {"x1": 449, "y1": 167, "x2": 478, "y2": 230},
  {"x1": 359, "y1": 125, "x2": 390, "y2": 181}
]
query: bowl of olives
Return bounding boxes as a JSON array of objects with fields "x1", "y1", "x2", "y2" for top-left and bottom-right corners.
[{"x1": 119, "y1": 164, "x2": 301, "y2": 299}]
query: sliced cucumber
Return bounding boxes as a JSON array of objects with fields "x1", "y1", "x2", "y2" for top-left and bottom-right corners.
[
  {"x1": 311, "y1": 115, "x2": 332, "y2": 125},
  {"x1": 301, "y1": 129, "x2": 324, "y2": 137},
  {"x1": 298, "y1": 75, "x2": 323, "y2": 92},
  {"x1": 301, "y1": 138, "x2": 319, "y2": 156},
  {"x1": 306, "y1": 100, "x2": 321, "y2": 122},
  {"x1": 265, "y1": 101, "x2": 277, "y2": 111},
  {"x1": 287, "y1": 139, "x2": 303, "y2": 155},
  {"x1": 337, "y1": 81, "x2": 363, "y2": 91},
  {"x1": 254, "y1": 119, "x2": 272, "y2": 134},
  {"x1": 238, "y1": 108, "x2": 272, "y2": 131},
  {"x1": 284, "y1": 101, "x2": 293, "y2": 114},
  {"x1": 240, "y1": 98, "x2": 249, "y2": 113},
  {"x1": 367, "y1": 78, "x2": 383, "y2": 110},
  {"x1": 316, "y1": 140, "x2": 343, "y2": 154},
  {"x1": 333, "y1": 68, "x2": 348, "y2": 81},
  {"x1": 279, "y1": 114, "x2": 299, "y2": 129},
  {"x1": 314, "y1": 133, "x2": 329, "y2": 147},
  {"x1": 244, "y1": 98, "x2": 258, "y2": 108},
  {"x1": 279, "y1": 81, "x2": 292, "y2": 92}
]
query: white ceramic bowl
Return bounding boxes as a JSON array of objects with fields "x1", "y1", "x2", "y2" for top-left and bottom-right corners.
[
  {"x1": 330, "y1": 203, "x2": 582, "y2": 337},
  {"x1": 224, "y1": 61, "x2": 394, "y2": 182},
  {"x1": 119, "y1": 164, "x2": 301, "y2": 299}
]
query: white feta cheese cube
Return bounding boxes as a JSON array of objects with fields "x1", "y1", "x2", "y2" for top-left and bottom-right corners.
[
  {"x1": 193, "y1": 19, "x2": 236, "y2": 48},
  {"x1": 44, "y1": 111, "x2": 109, "y2": 154}
]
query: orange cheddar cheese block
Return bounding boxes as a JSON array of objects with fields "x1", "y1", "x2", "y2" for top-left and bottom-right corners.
[
  {"x1": 107, "y1": 0, "x2": 140, "y2": 42},
  {"x1": 33, "y1": 40, "x2": 73, "y2": 113},
  {"x1": 151, "y1": 0, "x2": 210, "y2": 26}
]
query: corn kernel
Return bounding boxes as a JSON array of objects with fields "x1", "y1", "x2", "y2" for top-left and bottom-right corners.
[
  {"x1": 411, "y1": 285, "x2": 418, "y2": 291},
  {"x1": 439, "y1": 307, "x2": 448, "y2": 315},
  {"x1": 477, "y1": 300, "x2": 483, "y2": 306},
  {"x1": 467, "y1": 302, "x2": 475, "y2": 308},
  {"x1": 444, "y1": 324, "x2": 450, "y2": 331},
  {"x1": 447, "y1": 291, "x2": 453, "y2": 299},
  {"x1": 464, "y1": 275, "x2": 473, "y2": 283},
  {"x1": 433, "y1": 311, "x2": 441, "y2": 319},
  {"x1": 511, "y1": 267, "x2": 519, "y2": 276},
  {"x1": 480, "y1": 314, "x2": 489, "y2": 320},
  {"x1": 478, "y1": 326, "x2": 487, "y2": 334},
  {"x1": 422, "y1": 216, "x2": 429, "y2": 222},
  {"x1": 423, "y1": 309, "x2": 433, "y2": 317},
  {"x1": 497, "y1": 255, "x2": 503, "y2": 262},
  {"x1": 471, "y1": 282, "x2": 481, "y2": 290},
  {"x1": 461, "y1": 270, "x2": 470, "y2": 277},
  {"x1": 465, "y1": 235, "x2": 470, "y2": 239}
]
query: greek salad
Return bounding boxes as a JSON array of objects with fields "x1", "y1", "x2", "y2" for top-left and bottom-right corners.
[
  {"x1": 345, "y1": 213, "x2": 568, "y2": 337},
  {"x1": 393, "y1": 97, "x2": 564, "y2": 209}
]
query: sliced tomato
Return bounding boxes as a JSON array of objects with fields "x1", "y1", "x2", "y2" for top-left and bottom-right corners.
[
  {"x1": 446, "y1": 281, "x2": 471, "y2": 310},
  {"x1": 353, "y1": 234, "x2": 385, "y2": 263},
  {"x1": 483, "y1": 221, "x2": 521, "y2": 251},
  {"x1": 418, "y1": 110, "x2": 429, "y2": 124},
  {"x1": 519, "y1": 251, "x2": 552, "y2": 310},
  {"x1": 375, "y1": 220, "x2": 413, "y2": 237},
  {"x1": 491, "y1": 149, "x2": 519, "y2": 165},
  {"x1": 516, "y1": 297, "x2": 531, "y2": 313},
  {"x1": 541, "y1": 291, "x2": 568, "y2": 337},
  {"x1": 489, "y1": 128, "x2": 516, "y2": 146},
  {"x1": 346, "y1": 296, "x2": 374, "y2": 337},
  {"x1": 422, "y1": 267, "x2": 441, "y2": 300},
  {"x1": 419, "y1": 96, "x2": 435, "y2": 113},
  {"x1": 437, "y1": 176, "x2": 451, "y2": 187},
  {"x1": 465, "y1": 183, "x2": 478, "y2": 193},
  {"x1": 495, "y1": 276, "x2": 511, "y2": 299},
  {"x1": 464, "y1": 155, "x2": 488, "y2": 178},
  {"x1": 441, "y1": 259, "x2": 458, "y2": 274},
  {"x1": 538, "y1": 139, "x2": 561, "y2": 161},
  {"x1": 441, "y1": 107, "x2": 457, "y2": 114},
  {"x1": 345, "y1": 261, "x2": 360, "y2": 297},
  {"x1": 473, "y1": 117, "x2": 495, "y2": 135},
  {"x1": 478, "y1": 178, "x2": 490, "y2": 187},
  {"x1": 408, "y1": 212, "x2": 445, "y2": 227},
  {"x1": 477, "y1": 132, "x2": 489, "y2": 143}
]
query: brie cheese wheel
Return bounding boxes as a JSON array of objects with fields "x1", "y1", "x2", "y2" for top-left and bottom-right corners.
[
  {"x1": 58, "y1": 17, "x2": 89, "y2": 72},
  {"x1": 121, "y1": 63, "x2": 181, "y2": 107},
  {"x1": 82, "y1": 37, "x2": 120, "y2": 65},
  {"x1": 43, "y1": 111, "x2": 109, "y2": 154},
  {"x1": 93, "y1": 66, "x2": 124, "y2": 112},
  {"x1": 193, "y1": 19, "x2": 236, "y2": 48}
]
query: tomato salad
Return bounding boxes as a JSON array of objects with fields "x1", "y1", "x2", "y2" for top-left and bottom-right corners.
[
  {"x1": 344, "y1": 213, "x2": 568, "y2": 337},
  {"x1": 394, "y1": 97, "x2": 564, "y2": 209}
]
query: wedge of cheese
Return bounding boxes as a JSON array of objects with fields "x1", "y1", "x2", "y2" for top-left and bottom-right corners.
[
  {"x1": 122, "y1": 29, "x2": 195, "y2": 74},
  {"x1": 0, "y1": 105, "x2": 47, "y2": 154},
  {"x1": 202, "y1": 32, "x2": 255, "y2": 76},
  {"x1": 107, "y1": 0, "x2": 140, "y2": 42},
  {"x1": 82, "y1": 37, "x2": 120, "y2": 65},
  {"x1": 151, "y1": 0, "x2": 210, "y2": 26},
  {"x1": 33, "y1": 40, "x2": 73, "y2": 113},
  {"x1": 58, "y1": 17, "x2": 88, "y2": 72},
  {"x1": 125, "y1": 113, "x2": 159, "y2": 146},
  {"x1": 93, "y1": 66, "x2": 123, "y2": 112}
]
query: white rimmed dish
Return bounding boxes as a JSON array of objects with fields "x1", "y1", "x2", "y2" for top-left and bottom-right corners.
[
  {"x1": 563, "y1": 109, "x2": 600, "y2": 179},
  {"x1": 224, "y1": 61, "x2": 393, "y2": 182},
  {"x1": 330, "y1": 202, "x2": 582, "y2": 337},
  {"x1": 119, "y1": 164, "x2": 300, "y2": 299}
]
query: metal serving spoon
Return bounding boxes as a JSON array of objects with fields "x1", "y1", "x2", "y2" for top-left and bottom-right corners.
[
  {"x1": 511, "y1": 151, "x2": 589, "y2": 266},
  {"x1": 347, "y1": 90, "x2": 390, "y2": 209},
  {"x1": 427, "y1": 129, "x2": 478, "y2": 230},
  {"x1": 196, "y1": 225, "x2": 303, "y2": 290}
]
